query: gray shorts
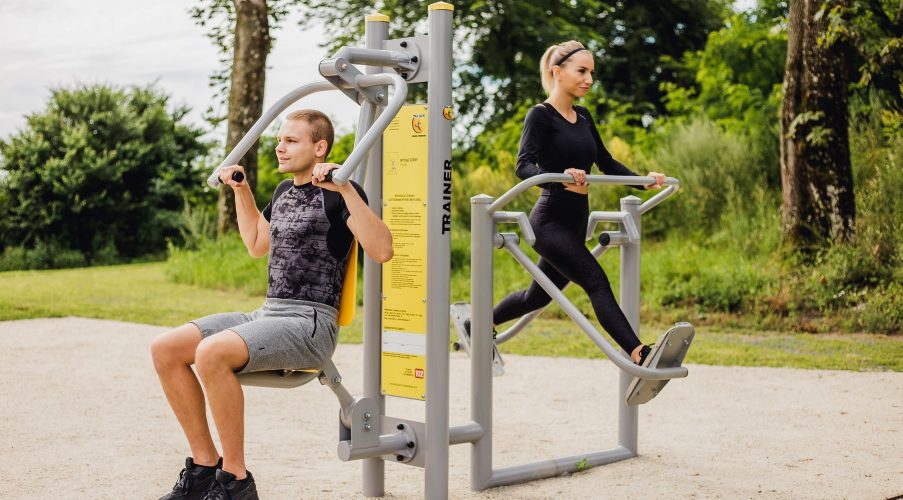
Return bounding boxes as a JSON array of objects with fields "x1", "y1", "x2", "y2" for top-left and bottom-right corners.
[{"x1": 190, "y1": 298, "x2": 338, "y2": 374}]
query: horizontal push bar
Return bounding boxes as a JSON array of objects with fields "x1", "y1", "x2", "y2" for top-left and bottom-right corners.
[{"x1": 487, "y1": 174, "x2": 680, "y2": 214}]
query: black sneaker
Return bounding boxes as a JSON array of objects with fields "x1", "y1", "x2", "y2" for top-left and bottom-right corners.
[
  {"x1": 464, "y1": 318, "x2": 506, "y2": 376},
  {"x1": 203, "y1": 469, "x2": 259, "y2": 500},
  {"x1": 160, "y1": 457, "x2": 222, "y2": 500},
  {"x1": 637, "y1": 344, "x2": 653, "y2": 366}
]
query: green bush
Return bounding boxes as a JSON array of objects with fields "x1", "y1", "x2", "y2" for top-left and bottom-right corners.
[
  {"x1": 0, "y1": 240, "x2": 87, "y2": 271},
  {"x1": 636, "y1": 117, "x2": 775, "y2": 238},
  {"x1": 859, "y1": 282, "x2": 903, "y2": 334},
  {"x1": 0, "y1": 83, "x2": 209, "y2": 268},
  {"x1": 643, "y1": 236, "x2": 773, "y2": 313}
]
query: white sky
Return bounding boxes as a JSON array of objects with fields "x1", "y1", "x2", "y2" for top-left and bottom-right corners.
[{"x1": 0, "y1": 0, "x2": 360, "y2": 143}]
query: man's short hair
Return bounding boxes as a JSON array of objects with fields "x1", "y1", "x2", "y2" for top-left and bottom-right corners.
[{"x1": 285, "y1": 109, "x2": 335, "y2": 160}]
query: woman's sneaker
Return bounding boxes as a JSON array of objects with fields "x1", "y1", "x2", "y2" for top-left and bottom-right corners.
[
  {"x1": 159, "y1": 457, "x2": 221, "y2": 500},
  {"x1": 450, "y1": 302, "x2": 505, "y2": 376},
  {"x1": 625, "y1": 322, "x2": 695, "y2": 405},
  {"x1": 203, "y1": 469, "x2": 259, "y2": 500}
]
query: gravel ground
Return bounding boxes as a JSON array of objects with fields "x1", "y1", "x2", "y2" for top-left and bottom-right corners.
[{"x1": 1, "y1": 317, "x2": 900, "y2": 499}]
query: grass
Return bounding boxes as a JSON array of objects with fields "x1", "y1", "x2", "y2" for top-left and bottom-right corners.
[{"x1": 1, "y1": 262, "x2": 901, "y2": 371}]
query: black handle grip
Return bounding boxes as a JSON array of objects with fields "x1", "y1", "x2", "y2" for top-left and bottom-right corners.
[
  {"x1": 231, "y1": 171, "x2": 244, "y2": 183},
  {"x1": 598, "y1": 232, "x2": 611, "y2": 247},
  {"x1": 323, "y1": 171, "x2": 333, "y2": 182}
]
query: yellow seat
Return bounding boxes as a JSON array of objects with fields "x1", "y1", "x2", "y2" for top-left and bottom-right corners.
[{"x1": 337, "y1": 241, "x2": 358, "y2": 327}]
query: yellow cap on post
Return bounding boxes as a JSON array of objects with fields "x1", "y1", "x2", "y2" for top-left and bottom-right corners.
[
  {"x1": 366, "y1": 13, "x2": 390, "y2": 22},
  {"x1": 429, "y1": 1, "x2": 454, "y2": 11}
]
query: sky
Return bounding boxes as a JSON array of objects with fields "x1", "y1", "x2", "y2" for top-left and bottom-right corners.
[{"x1": 0, "y1": 0, "x2": 361, "y2": 143}]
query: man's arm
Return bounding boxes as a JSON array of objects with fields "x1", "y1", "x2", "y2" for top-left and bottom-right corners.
[
  {"x1": 219, "y1": 165, "x2": 271, "y2": 258},
  {"x1": 313, "y1": 164, "x2": 393, "y2": 263}
]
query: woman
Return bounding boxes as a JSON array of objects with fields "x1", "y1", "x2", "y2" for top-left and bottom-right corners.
[{"x1": 467, "y1": 40, "x2": 666, "y2": 366}]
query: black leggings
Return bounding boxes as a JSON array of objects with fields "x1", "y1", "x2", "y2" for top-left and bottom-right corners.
[{"x1": 493, "y1": 189, "x2": 643, "y2": 354}]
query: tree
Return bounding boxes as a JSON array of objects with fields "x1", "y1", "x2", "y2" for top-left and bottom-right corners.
[
  {"x1": 0, "y1": 84, "x2": 208, "y2": 267},
  {"x1": 191, "y1": 0, "x2": 302, "y2": 234},
  {"x1": 780, "y1": 0, "x2": 856, "y2": 254}
]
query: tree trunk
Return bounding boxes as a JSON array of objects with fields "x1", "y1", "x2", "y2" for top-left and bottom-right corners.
[
  {"x1": 780, "y1": 0, "x2": 855, "y2": 255},
  {"x1": 218, "y1": 0, "x2": 270, "y2": 235}
]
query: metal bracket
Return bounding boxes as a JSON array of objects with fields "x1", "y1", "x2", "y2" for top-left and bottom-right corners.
[
  {"x1": 493, "y1": 211, "x2": 536, "y2": 246},
  {"x1": 384, "y1": 35, "x2": 429, "y2": 83},
  {"x1": 348, "y1": 397, "x2": 380, "y2": 449},
  {"x1": 585, "y1": 211, "x2": 638, "y2": 243},
  {"x1": 319, "y1": 57, "x2": 383, "y2": 105},
  {"x1": 381, "y1": 417, "x2": 424, "y2": 467}
]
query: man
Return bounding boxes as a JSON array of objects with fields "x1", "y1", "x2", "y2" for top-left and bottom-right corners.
[{"x1": 151, "y1": 109, "x2": 393, "y2": 500}]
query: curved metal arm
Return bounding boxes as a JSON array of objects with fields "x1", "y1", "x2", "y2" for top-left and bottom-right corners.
[
  {"x1": 488, "y1": 174, "x2": 680, "y2": 214},
  {"x1": 330, "y1": 73, "x2": 407, "y2": 185},
  {"x1": 206, "y1": 81, "x2": 335, "y2": 189},
  {"x1": 640, "y1": 184, "x2": 681, "y2": 215}
]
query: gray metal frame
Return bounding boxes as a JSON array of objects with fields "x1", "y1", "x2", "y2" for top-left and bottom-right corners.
[
  {"x1": 467, "y1": 174, "x2": 686, "y2": 490},
  {"x1": 205, "y1": 4, "x2": 456, "y2": 499}
]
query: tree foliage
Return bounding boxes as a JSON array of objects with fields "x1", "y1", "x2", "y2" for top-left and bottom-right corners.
[
  {"x1": 821, "y1": 0, "x2": 902, "y2": 100},
  {"x1": 0, "y1": 84, "x2": 209, "y2": 267},
  {"x1": 301, "y1": 0, "x2": 728, "y2": 135}
]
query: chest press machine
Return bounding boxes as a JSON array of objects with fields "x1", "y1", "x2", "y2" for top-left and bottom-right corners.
[{"x1": 205, "y1": 3, "x2": 693, "y2": 498}]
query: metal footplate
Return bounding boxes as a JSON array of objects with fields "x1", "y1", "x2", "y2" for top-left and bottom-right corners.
[
  {"x1": 625, "y1": 322, "x2": 695, "y2": 405},
  {"x1": 450, "y1": 302, "x2": 504, "y2": 376}
]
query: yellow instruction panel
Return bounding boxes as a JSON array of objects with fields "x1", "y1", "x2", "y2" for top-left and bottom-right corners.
[{"x1": 381, "y1": 104, "x2": 429, "y2": 400}]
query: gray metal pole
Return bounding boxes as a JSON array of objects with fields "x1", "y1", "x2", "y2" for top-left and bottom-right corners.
[
  {"x1": 470, "y1": 195, "x2": 495, "y2": 491},
  {"x1": 618, "y1": 195, "x2": 642, "y2": 455},
  {"x1": 361, "y1": 12, "x2": 389, "y2": 498},
  {"x1": 425, "y1": 3, "x2": 453, "y2": 499}
]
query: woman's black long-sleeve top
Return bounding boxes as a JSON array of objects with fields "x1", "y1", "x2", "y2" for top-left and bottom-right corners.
[{"x1": 515, "y1": 103, "x2": 640, "y2": 189}]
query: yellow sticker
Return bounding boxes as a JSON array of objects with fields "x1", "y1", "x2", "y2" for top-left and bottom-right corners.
[
  {"x1": 443, "y1": 105, "x2": 454, "y2": 121},
  {"x1": 382, "y1": 104, "x2": 429, "y2": 400}
]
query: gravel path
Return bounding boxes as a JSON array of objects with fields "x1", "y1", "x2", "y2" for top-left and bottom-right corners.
[{"x1": 1, "y1": 317, "x2": 900, "y2": 499}]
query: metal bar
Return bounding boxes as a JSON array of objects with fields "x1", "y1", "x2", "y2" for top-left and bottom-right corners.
[
  {"x1": 425, "y1": 4, "x2": 453, "y2": 499},
  {"x1": 361, "y1": 13, "x2": 388, "y2": 498},
  {"x1": 500, "y1": 234, "x2": 687, "y2": 380},
  {"x1": 618, "y1": 196, "x2": 642, "y2": 454},
  {"x1": 487, "y1": 174, "x2": 680, "y2": 214},
  {"x1": 338, "y1": 431, "x2": 409, "y2": 461},
  {"x1": 494, "y1": 243, "x2": 609, "y2": 345},
  {"x1": 319, "y1": 47, "x2": 417, "y2": 75},
  {"x1": 470, "y1": 195, "x2": 495, "y2": 491},
  {"x1": 449, "y1": 422, "x2": 484, "y2": 445},
  {"x1": 487, "y1": 446, "x2": 634, "y2": 488},
  {"x1": 639, "y1": 184, "x2": 681, "y2": 215},
  {"x1": 331, "y1": 73, "x2": 407, "y2": 185},
  {"x1": 206, "y1": 81, "x2": 335, "y2": 188}
]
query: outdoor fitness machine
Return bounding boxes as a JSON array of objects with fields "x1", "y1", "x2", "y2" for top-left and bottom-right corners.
[
  {"x1": 464, "y1": 175, "x2": 693, "y2": 489},
  {"x1": 204, "y1": 3, "x2": 692, "y2": 498},
  {"x1": 206, "y1": 4, "x2": 455, "y2": 498}
]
